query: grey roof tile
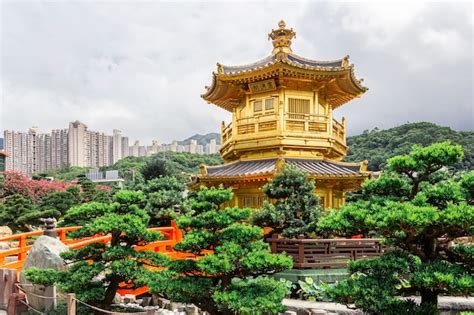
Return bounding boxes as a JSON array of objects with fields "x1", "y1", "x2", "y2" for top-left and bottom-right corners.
[{"x1": 205, "y1": 158, "x2": 362, "y2": 177}]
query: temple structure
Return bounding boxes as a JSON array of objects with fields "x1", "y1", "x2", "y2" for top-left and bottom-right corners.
[{"x1": 194, "y1": 21, "x2": 370, "y2": 210}]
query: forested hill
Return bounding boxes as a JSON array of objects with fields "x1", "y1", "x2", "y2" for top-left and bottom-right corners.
[
  {"x1": 344, "y1": 122, "x2": 473, "y2": 171},
  {"x1": 178, "y1": 133, "x2": 221, "y2": 146}
]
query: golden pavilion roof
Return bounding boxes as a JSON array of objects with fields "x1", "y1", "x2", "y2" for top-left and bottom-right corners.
[{"x1": 202, "y1": 20, "x2": 368, "y2": 111}]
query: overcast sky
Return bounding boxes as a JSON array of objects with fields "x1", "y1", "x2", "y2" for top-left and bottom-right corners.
[{"x1": 1, "y1": 1, "x2": 473, "y2": 144}]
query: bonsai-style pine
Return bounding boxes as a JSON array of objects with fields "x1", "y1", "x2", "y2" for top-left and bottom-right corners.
[
  {"x1": 147, "y1": 186, "x2": 293, "y2": 315},
  {"x1": 0, "y1": 194, "x2": 61, "y2": 232},
  {"x1": 144, "y1": 176, "x2": 186, "y2": 226},
  {"x1": 318, "y1": 142, "x2": 474, "y2": 314},
  {"x1": 25, "y1": 190, "x2": 164, "y2": 309},
  {"x1": 252, "y1": 164, "x2": 322, "y2": 238}
]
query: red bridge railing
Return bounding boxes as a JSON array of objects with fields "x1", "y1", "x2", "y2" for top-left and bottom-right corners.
[{"x1": 0, "y1": 222, "x2": 184, "y2": 272}]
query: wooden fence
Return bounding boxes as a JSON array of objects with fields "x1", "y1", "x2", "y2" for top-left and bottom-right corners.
[{"x1": 267, "y1": 235, "x2": 384, "y2": 269}]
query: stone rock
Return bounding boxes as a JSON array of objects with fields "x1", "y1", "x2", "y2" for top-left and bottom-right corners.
[
  {"x1": 124, "y1": 293, "x2": 136, "y2": 303},
  {"x1": 310, "y1": 310, "x2": 327, "y2": 315},
  {"x1": 168, "y1": 301, "x2": 181, "y2": 311},
  {"x1": 113, "y1": 293, "x2": 122, "y2": 304},
  {"x1": 155, "y1": 296, "x2": 170, "y2": 308},
  {"x1": 0, "y1": 226, "x2": 12, "y2": 238},
  {"x1": 19, "y1": 235, "x2": 69, "y2": 312},
  {"x1": 185, "y1": 304, "x2": 199, "y2": 315},
  {"x1": 284, "y1": 312, "x2": 298, "y2": 315},
  {"x1": 141, "y1": 296, "x2": 152, "y2": 307}
]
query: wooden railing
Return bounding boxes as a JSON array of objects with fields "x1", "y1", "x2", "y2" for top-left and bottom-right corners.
[
  {"x1": 221, "y1": 121, "x2": 232, "y2": 144},
  {"x1": 221, "y1": 114, "x2": 346, "y2": 149},
  {"x1": 0, "y1": 222, "x2": 184, "y2": 272},
  {"x1": 267, "y1": 236, "x2": 384, "y2": 269},
  {"x1": 332, "y1": 118, "x2": 345, "y2": 144}
]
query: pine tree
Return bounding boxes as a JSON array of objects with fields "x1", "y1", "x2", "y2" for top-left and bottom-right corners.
[
  {"x1": 25, "y1": 190, "x2": 165, "y2": 309},
  {"x1": 0, "y1": 194, "x2": 60, "y2": 232},
  {"x1": 147, "y1": 186, "x2": 293, "y2": 315},
  {"x1": 318, "y1": 142, "x2": 474, "y2": 314},
  {"x1": 252, "y1": 164, "x2": 322, "y2": 238},
  {"x1": 144, "y1": 176, "x2": 185, "y2": 226}
]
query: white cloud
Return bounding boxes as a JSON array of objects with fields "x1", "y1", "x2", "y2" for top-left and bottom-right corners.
[{"x1": 0, "y1": 1, "x2": 472, "y2": 143}]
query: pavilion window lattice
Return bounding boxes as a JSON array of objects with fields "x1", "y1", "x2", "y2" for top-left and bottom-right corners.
[
  {"x1": 253, "y1": 100, "x2": 263, "y2": 112},
  {"x1": 253, "y1": 98, "x2": 275, "y2": 114},
  {"x1": 240, "y1": 195, "x2": 266, "y2": 208},
  {"x1": 265, "y1": 98, "x2": 274, "y2": 111},
  {"x1": 288, "y1": 98, "x2": 310, "y2": 119}
]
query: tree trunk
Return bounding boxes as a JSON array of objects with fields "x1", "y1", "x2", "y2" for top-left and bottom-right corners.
[
  {"x1": 103, "y1": 277, "x2": 120, "y2": 308},
  {"x1": 420, "y1": 289, "x2": 438, "y2": 309}
]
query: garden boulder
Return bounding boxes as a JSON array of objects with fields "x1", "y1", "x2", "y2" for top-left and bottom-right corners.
[{"x1": 19, "y1": 235, "x2": 69, "y2": 311}]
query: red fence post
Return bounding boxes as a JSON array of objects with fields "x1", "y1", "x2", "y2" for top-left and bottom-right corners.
[
  {"x1": 17, "y1": 236, "x2": 26, "y2": 262},
  {"x1": 171, "y1": 221, "x2": 182, "y2": 243}
]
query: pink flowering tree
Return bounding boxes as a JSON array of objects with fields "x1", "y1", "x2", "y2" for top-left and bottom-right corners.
[{"x1": 1, "y1": 171, "x2": 73, "y2": 202}]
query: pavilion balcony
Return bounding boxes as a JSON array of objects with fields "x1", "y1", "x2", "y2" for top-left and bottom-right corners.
[{"x1": 220, "y1": 114, "x2": 347, "y2": 160}]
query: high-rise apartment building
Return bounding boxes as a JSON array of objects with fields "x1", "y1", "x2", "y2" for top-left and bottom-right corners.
[
  {"x1": 189, "y1": 139, "x2": 197, "y2": 154},
  {"x1": 130, "y1": 141, "x2": 140, "y2": 157},
  {"x1": 4, "y1": 130, "x2": 28, "y2": 174},
  {"x1": 68, "y1": 121, "x2": 88, "y2": 167},
  {"x1": 112, "y1": 129, "x2": 122, "y2": 164},
  {"x1": 51, "y1": 129, "x2": 69, "y2": 169},
  {"x1": 4, "y1": 121, "x2": 219, "y2": 177},
  {"x1": 4, "y1": 120, "x2": 130, "y2": 176},
  {"x1": 121, "y1": 137, "x2": 129, "y2": 159},
  {"x1": 205, "y1": 139, "x2": 218, "y2": 154}
]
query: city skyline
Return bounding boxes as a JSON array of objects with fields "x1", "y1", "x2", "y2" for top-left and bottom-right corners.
[
  {"x1": 1, "y1": 2, "x2": 472, "y2": 144},
  {"x1": 3, "y1": 120, "x2": 220, "y2": 176},
  {"x1": 2, "y1": 121, "x2": 219, "y2": 148}
]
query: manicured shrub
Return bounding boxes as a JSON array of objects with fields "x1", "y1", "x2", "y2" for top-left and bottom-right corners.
[
  {"x1": 252, "y1": 164, "x2": 322, "y2": 238},
  {"x1": 147, "y1": 186, "x2": 293, "y2": 315},
  {"x1": 319, "y1": 142, "x2": 474, "y2": 314}
]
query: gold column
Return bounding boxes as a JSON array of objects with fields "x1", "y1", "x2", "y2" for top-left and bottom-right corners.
[{"x1": 327, "y1": 188, "x2": 333, "y2": 209}]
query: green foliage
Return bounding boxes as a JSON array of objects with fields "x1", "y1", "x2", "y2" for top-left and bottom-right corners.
[
  {"x1": 147, "y1": 186, "x2": 292, "y2": 315},
  {"x1": 0, "y1": 174, "x2": 113, "y2": 231},
  {"x1": 77, "y1": 178, "x2": 111, "y2": 203},
  {"x1": 0, "y1": 194, "x2": 60, "y2": 232},
  {"x1": 252, "y1": 164, "x2": 322, "y2": 238},
  {"x1": 212, "y1": 277, "x2": 288, "y2": 315},
  {"x1": 109, "y1": 152, "x2": 223, "y2": 187},
  {"x1": 26, "y1": 190, "x2": 164, "y2": 309},
  {"x1": 143, "y1": 176, "x2": 186, "y2": 226},
  {"x1": 297, "y1": 277, "x2": 331, "y2": 302},
  {"x1": 319, "y1": 142, "x2": 474, "y2": 313},
  {"x1": 279, "y1": 278, "x2": 297, "y2": 297},
  {"x1": 460, "y1": 171, "x2": 474, "y2": 204},
  {"x1": 37, "y1": 187, "x2": 81, "y2": 217},
  {"x1": 326, "y1": 251, "x2": 440, "y2": 315},
  {"x1": 141, "y1": 157, "x2": 170, "y2": 181},
  {"x1": 345, "y1": 122, "x2": 473, "y2": 171},
  {"x1": 42, "y1": 166, "x2": 90, "y2": 181}
]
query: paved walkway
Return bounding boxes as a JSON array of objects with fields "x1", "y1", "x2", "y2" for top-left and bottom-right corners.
[{"x1": 284, "y1": 296, "x2": 474, "y2": 314}]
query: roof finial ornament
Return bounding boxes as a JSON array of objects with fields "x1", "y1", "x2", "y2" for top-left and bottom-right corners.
[{"x1": 269, "y1": 20, "x2": 296, "y2": 55}]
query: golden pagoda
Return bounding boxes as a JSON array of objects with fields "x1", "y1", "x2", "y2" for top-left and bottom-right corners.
[{"x1": 194, "y1": 21, "x2": 370, "y2": 210}]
